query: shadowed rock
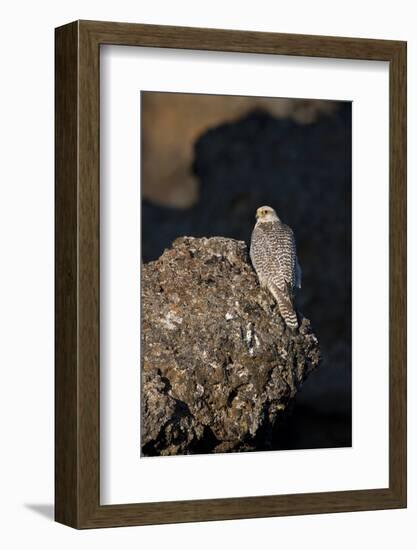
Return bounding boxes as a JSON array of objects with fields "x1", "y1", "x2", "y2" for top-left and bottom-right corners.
[{"x1": 141, "y1": 236, "x2": 320, "y2": 456}]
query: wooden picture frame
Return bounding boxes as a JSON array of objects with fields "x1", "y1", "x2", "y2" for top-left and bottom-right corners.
[{"x1": 55, "y1": 20, "x2": 407, "y2": 528}]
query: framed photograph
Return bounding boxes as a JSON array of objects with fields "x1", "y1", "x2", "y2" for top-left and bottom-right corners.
[{"x1": 55, "y1": 20, "x2": 406, "y2": 528}]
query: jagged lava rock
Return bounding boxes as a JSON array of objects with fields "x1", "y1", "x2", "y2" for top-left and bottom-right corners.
[{"x1": 141, "y1": 236, "x2": 320, "y2": 455}]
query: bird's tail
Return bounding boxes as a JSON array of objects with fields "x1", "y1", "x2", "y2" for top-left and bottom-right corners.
[{"x1": 270, "y1": 284, "x2": 298, "y2": 329}]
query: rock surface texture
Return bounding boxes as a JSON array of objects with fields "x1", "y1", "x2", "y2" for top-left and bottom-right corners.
[{"x1": 141, "y1": 237, "x2": 320, "y2": 456}]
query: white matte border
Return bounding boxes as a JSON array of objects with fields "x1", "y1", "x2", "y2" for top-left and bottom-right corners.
[{"x1": 100, "y1": 45, "x2": 389, "y2": 505}]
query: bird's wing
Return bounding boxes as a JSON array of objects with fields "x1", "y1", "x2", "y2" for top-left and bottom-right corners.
[
  {"x1": 250, "y1": 225, "x2": 268, "y2": 271},
  {"x1": 256, "y1": 222, "x2": 296, "y2": 290}
]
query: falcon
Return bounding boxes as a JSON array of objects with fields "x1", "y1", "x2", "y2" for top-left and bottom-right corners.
[{"x1": 250, "y1": 205, "x2": 301, "y2": 329}]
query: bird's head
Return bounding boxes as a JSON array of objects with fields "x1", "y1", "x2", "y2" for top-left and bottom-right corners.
[{"x1": 256, "y1": 205, "x2": 279, "y2": 223}]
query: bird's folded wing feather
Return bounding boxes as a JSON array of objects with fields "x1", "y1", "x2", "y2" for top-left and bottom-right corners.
[{"x1": 253, "y1": 222, "x2": 296, "y2": 289}]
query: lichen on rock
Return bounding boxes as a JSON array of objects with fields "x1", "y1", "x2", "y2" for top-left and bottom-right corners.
[{"x1": 141, "y1": 236, "x2": 320, "y2": 456}]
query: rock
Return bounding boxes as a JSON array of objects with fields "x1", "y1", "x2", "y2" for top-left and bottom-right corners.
[{"x1": 141, "y1": 237, "x2": 320, "y2": 456}]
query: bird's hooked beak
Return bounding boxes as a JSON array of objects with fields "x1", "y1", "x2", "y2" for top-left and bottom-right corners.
[{"x1": 255, "y1": 208, "x2": 263, "y2": 220}]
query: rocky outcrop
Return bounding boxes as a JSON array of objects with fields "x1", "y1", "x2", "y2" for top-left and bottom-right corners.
[{"x1": 141, "y1": 237, "x2": 320, "y2": 456}]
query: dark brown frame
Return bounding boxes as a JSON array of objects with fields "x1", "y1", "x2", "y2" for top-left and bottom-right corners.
[{"x1": 55, "y1": 20, "x2": 407, "y2": 529}]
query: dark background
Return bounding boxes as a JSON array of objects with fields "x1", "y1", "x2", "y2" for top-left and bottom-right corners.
[{"x1": 142, "y1": 100, "x2": 352, "y2": 450}]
